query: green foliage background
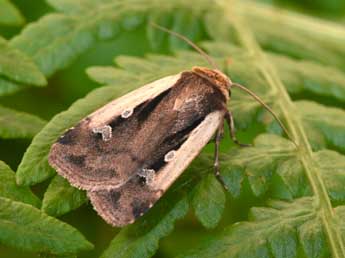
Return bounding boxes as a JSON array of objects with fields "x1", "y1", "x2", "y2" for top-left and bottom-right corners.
[{"x1": 0, "y1": 0, "x2": 344, "y2": 257}]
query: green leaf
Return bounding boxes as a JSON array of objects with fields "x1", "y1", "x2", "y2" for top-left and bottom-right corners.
[
  {"x1": 42, "y1": 175, "x2": 87, "y2": 217},
  {"x1": 0, "y1": 0, "x2": 24, "y2": 26},
  {"x1": 192, "y1": 174, "x2": 225, "y2": 229},
  {"x1": 178, "y1": 198, "x2": 330, "y2": 258},
  {"x1": 0, "y1": 160, "x2": 40, "y2": 207},
  {"x1": 221, "y1": 134, "x2": 345, "y2": 205},
  {"x1": 87, "y1": 52, "x2": 209, "y2": 85},
  {"x1": 168, "y1": 11, "x2": 203, "y2": 50},
  {"x1": 0, "y1": 197, "x2": 93, "y2": 255},
  {"x1": 296, "y1": 101, "x2": 345, "y2": 152},
  {"x1": 220, "y1": 5, "x2": 345, "y2": 257},
  {"x1": 10, "y1": 14, "x2": 95, "y2": 76},
  {"x1": 0, "y1": 77, "x2": 25, "y2": 96},
  {"x1": 272, "y1": 158, "x2": 309, "y2": 200},
  {"x1": 221, "y1": 134, "x2": 297, "y2": 198},
  {"x1": 0, "y1": 105, "x2": 46, "y2": 139},
  {"x1": 274, "y1": 55, "x2": 345, "y2": 102},
  {"x1": 100, "y1": 193, "x2": 189, "y2": 258},
  {"x1": 10, "y1": 0, "x2": 211, "y2": 77},
  {"x1": 313, "y1": 150, "x2": 345, "y2": 205},
  {"x1": 237, "y1": 2, "x2": 345, "y2": 71},
  {"x1": 0, "y1": 36, "x2": 46, "y2": 86},
  {"x1": 207, "y1": 2, "x2": 345, "y2": 71}
]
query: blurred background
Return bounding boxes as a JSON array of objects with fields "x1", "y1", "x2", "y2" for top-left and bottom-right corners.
[{"x1": 0, "y1": 0, "x2": 344, "y2": 257}]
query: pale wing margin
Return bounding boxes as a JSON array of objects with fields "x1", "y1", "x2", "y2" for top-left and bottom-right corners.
[
  {"x1": 88, "y1": 74, "x2": 182, "y2": 128},
  {"x1": 150, "y1": 110, "x2": 224, "y2": 191}
]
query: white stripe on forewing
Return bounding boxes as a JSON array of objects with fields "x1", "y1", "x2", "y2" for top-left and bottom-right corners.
[
  {"x1": 150, "y1": 111, "x2": 224, "y2": 191},
  {"x1": 88, "y1": 74, "x2": 181, "y2": 128}
]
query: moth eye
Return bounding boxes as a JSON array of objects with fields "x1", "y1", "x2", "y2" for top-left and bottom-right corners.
[
  {"x1": 137, "y1": 168, "x2": 156, "y2": 186},
  {"x1": 121, "y1": 109, "x2": 133, "y2": 118},
  {"x1": 164, "y1": 150, "x2": 176, "y2": 162},
  {"x1": 92, "y1": 125, "x2": 112, "y2": 141}
]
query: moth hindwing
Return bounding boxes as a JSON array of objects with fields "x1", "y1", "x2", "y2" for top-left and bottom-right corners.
[{"x1": 48, "y1": 67, "x2": 231, "y2": 226}]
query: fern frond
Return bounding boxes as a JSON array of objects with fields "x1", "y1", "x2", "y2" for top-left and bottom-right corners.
[
  {"x1": 0, "y1": 37, "x2": 46, "y2": 96},
  {"x1": 0, "y1": 105, "x2": 46, "y2": 139},
  {"x1": 0, "y1": 160, "x2": 40, "y2": 207},
  {"x1": 206, "y1": 1, "x2": 345, "y2": 71},
  {"x1": 42, "y1": 175, "x2": 87, "y2": 217},
  {"x1": 0, "y1": 197, "x2": 93, "y2": 255},
  {"x1": 9, "y1": 0, "x2": 213, "y2": 77},
  {"x1": 191, "y1": 174, "x2": 226, "y2": 229},
  {"x1": 0, "y1": 0, "x2": 24, "y2": 26},
  {"x1": 297, "y1": 101, "x2": 345, "y2": 152},
  {"x1": 205, "y1": 42, "x2": 345, "y2": 103},
  {"x1": 202, "y1": 1, "x2": 345, "y2": 257},
  {"x1": 218, "y1": 134, "x2": 345, "y2": 205},
  {"x1": 0, "y1": 77, "x2": 23, "y2": 97},
  {"x1": 178, "y1": 197, "x2": 333, "y2": 258}
]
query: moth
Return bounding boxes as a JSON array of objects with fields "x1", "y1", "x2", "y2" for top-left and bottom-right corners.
[{"x1": 48, "y1": 24, "x2": 295, "y2": 227}]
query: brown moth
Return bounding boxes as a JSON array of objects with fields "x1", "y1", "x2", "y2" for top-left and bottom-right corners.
[{"x1": 48, "y1": 25, "x2": 295, "y2": 227}]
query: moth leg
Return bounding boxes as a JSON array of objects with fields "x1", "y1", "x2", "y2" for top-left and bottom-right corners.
[
  {"x1": 225, "y1": 110, "x2": 251, "y2": 147},
  {"x1": 214, "y1": 121, "x2": 228, "y2": 190}
]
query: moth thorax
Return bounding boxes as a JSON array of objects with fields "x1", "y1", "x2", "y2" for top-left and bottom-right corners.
[{"x1": 192, "y1": 66, "x2": 230, "y2": 100}]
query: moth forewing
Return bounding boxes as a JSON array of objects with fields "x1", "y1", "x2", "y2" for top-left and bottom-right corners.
[
  {"x1": 48, "y1": 74, "x2": 182, "y2": 192},
  {"x1": 87, "y1": 74, "x2": 181, "y2": 128}
]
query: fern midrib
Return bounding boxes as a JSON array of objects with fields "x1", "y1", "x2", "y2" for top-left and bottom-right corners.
[{"x1": 225, "y1": 1, "x2": 345, "y2": 257}]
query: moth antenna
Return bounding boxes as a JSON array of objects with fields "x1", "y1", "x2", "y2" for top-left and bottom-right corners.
[
  {"x1": 231, "y1": 82, "x2": 298, "y2": 148},
  {"x1": 150, "y1": 22, "x2": 220, "y2": 71}
]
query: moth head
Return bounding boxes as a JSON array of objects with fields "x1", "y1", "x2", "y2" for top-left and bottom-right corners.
[{"x1": 192, "y1": 66, "x2": 231, "y2": 100}]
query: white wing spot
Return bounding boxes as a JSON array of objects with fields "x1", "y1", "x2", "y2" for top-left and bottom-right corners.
[
  {"x1": 138, "y1": 168, "x2": 156, "y2": 186},
  {"x1": 121, "y1": 109, "x2": 133, "y2": 118},
  {"x1": 92, "y1": 125, "x2": 112, "y2": 141},
  {"x1": 164, "y1": 150, "x2": 176, "y2": 162}
]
